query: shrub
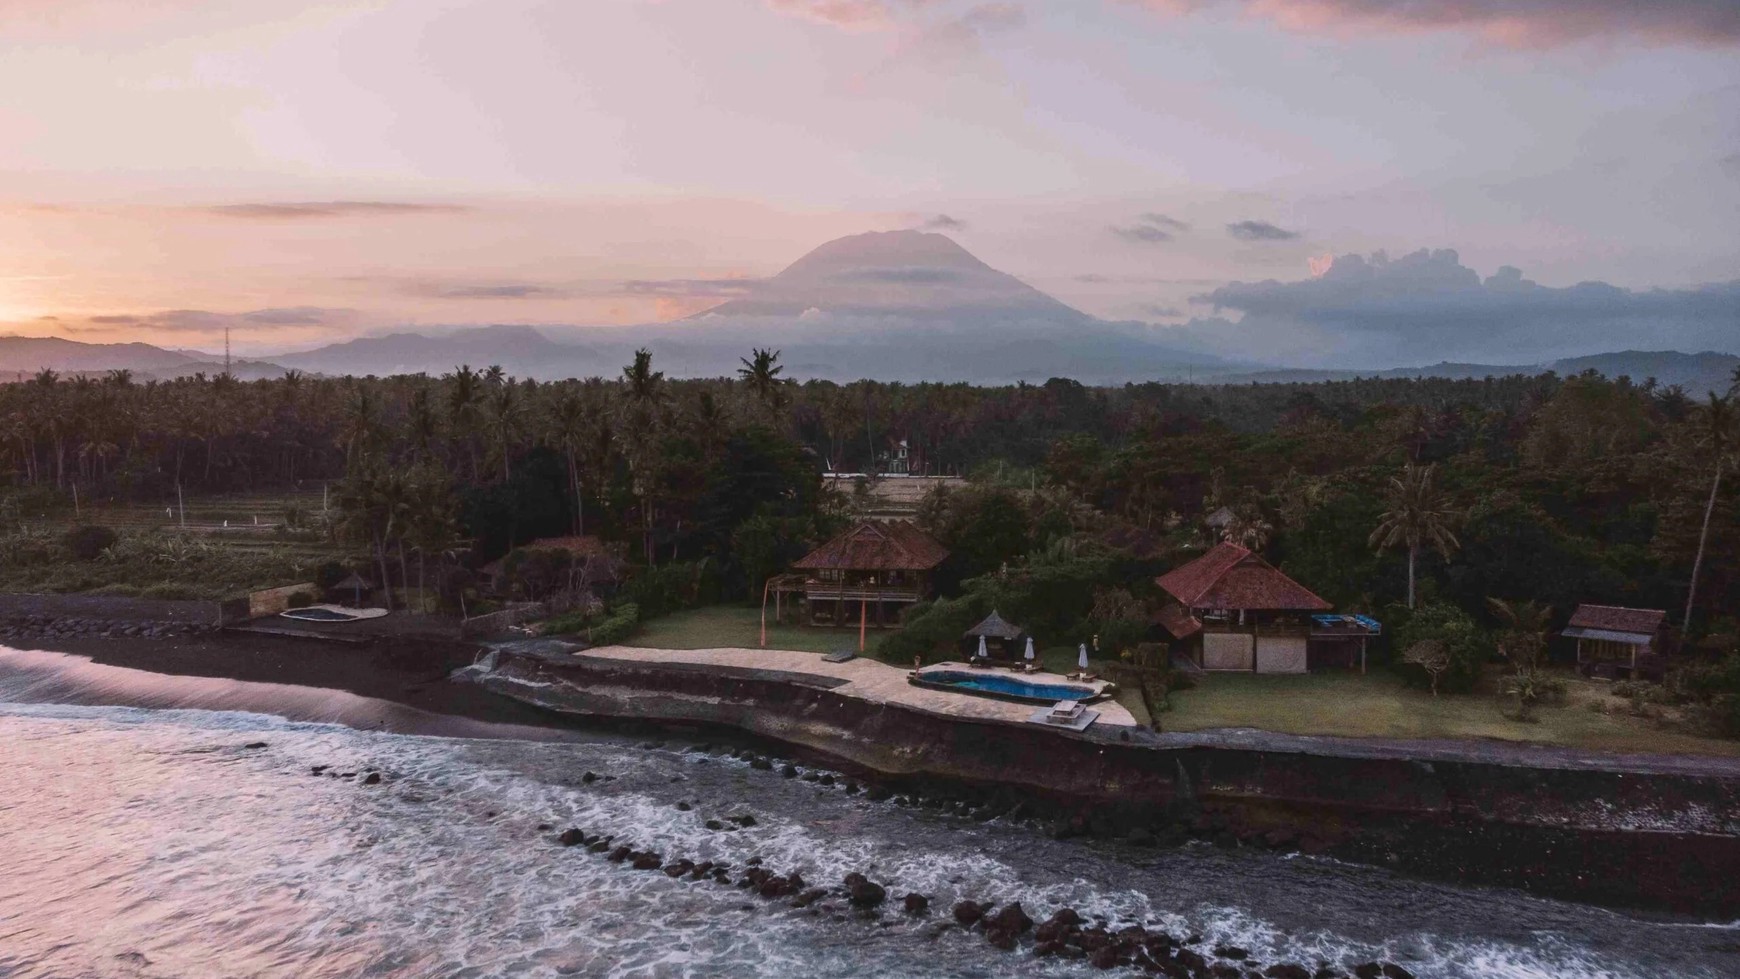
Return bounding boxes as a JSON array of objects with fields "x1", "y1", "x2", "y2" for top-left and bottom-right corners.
[
  {"x1": 314, "y1": 561, "x2": 349, "y2": 591},
  {"x1": 876, "y1": 594, "x2": 987, "y2": 665},
  {"x1": 141, "y1": 583, "x2": 202, "y2": 601},
  {"x1": 287, "y1": 591, "x2": 316, "y2": 609},
  {"x1": 65, "y1": 525, "x2": 118, "y2": 562},
  {"x1": 1390, "y1": 601, "x2": 1486, "y2": 695},
  {"x1": 587, "y1": 603, "x2": 641, "y2": 645}
]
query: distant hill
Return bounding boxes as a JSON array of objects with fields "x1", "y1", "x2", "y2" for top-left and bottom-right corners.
[
  {"x1": 0, "y1": 335, "x2": 287, "y2": 381},
  {"x1": 1215, "y1": 351, "x2": 1738, "y2": 396},
  {"x1": 274, "y1": 325, "x2": 595, "y2": 377}
]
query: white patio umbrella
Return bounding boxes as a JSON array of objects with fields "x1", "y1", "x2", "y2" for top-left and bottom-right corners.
[
  {"x1": 1024, "y1": 636, "x2": 1035, "y2": 663},
  {"x1": 976, "y1": 635, "x2": 987, "y2": 660},
  {"x1": 1078, "y1": 643, "x2": 1089, "y2": 671}
]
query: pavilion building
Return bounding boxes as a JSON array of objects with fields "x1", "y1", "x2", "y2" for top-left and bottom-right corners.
[{"x1": 1155, "y1": 542, "x2": 1378, "y2": 673}]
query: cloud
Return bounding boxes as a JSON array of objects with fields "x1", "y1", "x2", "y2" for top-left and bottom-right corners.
[
  {"x1": 200, "y1": 201, "x2": 470, "y2": 220},
  {"x1": 412, "y1": 283, "x2": 562, "y2": 300},
  {"x1": 63, "y1": 307, "x2": 353, "y2": 335},
  {"x1": 1181, "y1": 247, "x2": 1740, "y2": 366},
  {"x1": 920, "y1": 214, "x2": 968, "y2": 231},
  {"x1": 621, "y1": 278, "x2": 763, "y2": 298},
  {"x1": 1130, "y1": 0, "x2": 1740, "y2": 48},
  {"x1": 1138, "y1": 303, "x2": 1185, "y2": 318},
  {"x1": 1227, "y1": 220, "x2": 1300, "y2": 241},
  {"x1": 1112, "y1": 213, "x2": 1190, "y2": 244},
  {"x1": 765, "y1": 0, "x2": 911, "y2": 29}
]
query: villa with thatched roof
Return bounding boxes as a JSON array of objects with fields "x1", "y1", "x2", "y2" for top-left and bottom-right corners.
[
  {"x1": 1155, "y1": 542, "x2": 1376, "y2": 673},
  {"x1": 789, "y1": 519, "x2": 949, "y2": 627}
]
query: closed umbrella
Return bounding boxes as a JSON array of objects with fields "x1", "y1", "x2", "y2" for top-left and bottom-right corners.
[
  {"x1": 1024, "y1": 636, "x2": 1035, "y2": 663},
  {"x1": 1078, "y1": 643, "x2": 1089, "y2": 672},
  {"x1": 977, "y1": 635, "x2": 987, "y2": 661}
]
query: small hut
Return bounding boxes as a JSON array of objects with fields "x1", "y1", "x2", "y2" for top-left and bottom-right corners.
[
  {"x1": 1564, "y1": 605, "x2": 1669, "y2": 680},
  {"x1": 962, "y1": 610, "x2": 1026, "y2": 661}
]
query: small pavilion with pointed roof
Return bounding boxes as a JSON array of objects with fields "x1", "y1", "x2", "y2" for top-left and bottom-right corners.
[
  {"x1": 788, "y1": 519, "x2": 949, "y2": 628},
  {"x1": 961, "y1": 609, "x2": 1027, "y2": 660},
  {"x1": 1156, "y1": 542, "x2": 1375, "y2": 673}
]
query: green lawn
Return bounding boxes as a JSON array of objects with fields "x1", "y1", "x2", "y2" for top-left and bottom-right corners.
[
  {"x1": 1163, "y1": 669, "x2": 1740, "y2": 757},
  {"x1": 623, "y1": 605, "x2": 884, "y2": 655}
]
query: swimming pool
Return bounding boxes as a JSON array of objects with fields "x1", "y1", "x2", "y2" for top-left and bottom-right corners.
[{"x1": 912, "y1": 670, "x2": 1103, "y2": 705}]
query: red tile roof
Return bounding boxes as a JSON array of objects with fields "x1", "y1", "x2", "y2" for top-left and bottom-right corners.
[
  {"x1": 793, "y1": 519, "x2": 950, "y2": 572},
  {"x1": 1156, "y1": 542, "x2": 1331, "y2": 611},
  {"x1": 1567, "y1": 605, "x2": 1666, "y2": 636},
  {"x1": 1155, "y1": 604, "x2": 1203, "y2": 640}
]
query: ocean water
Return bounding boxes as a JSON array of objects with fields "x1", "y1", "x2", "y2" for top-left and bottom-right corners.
[{"x1": 1, "y1": 648, "x2": 1735, "y2": 979}]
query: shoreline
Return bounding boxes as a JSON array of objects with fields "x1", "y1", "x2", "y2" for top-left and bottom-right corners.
[
  {"x1": 480, "y1": 641, "x2": 1740, "y2": 916},
  {"x1": 9, "y1": 628, "x2": 1740, "y2": 915}
]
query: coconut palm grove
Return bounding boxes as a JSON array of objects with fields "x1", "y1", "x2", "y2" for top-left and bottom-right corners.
[{"x1": 2, "y1": 352, "x2": 1736, "y2": 736}]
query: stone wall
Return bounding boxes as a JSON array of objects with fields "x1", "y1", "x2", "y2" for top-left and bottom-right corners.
[
  {"x1": 0, "y1": 593, "x2": 229, "y2": 625},
  {"x1": 481, "y1": 647, "x2": 1740, "y2": 916}
]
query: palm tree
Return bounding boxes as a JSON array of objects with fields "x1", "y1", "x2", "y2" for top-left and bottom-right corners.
[
  {"x1": 1683, "y1": 394, "x2": 1735, "y2": 635},
  {"x1": 1369, "y1": 462, "x2": 1459, "y2": 609},
  {"x1": 485, "y1": 380, "x2": 524, "y2": 480},
  {"x1": 618, "y1": 349, "x2": 666, "y2": 564},
  {"x1": 1489, "y1": 597, "x2": 1553, "y2": 720},
  {"x1": 737, "y1": 347, "x2": 789, "y2": 417},
  {"x1": 544, "y1": 386, "x2": 591, "y2": 535}
]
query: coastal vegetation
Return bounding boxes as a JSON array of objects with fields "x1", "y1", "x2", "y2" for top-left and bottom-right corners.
[{"x1": 1, "y1": 354, "x2": 1737, "y2": 743}]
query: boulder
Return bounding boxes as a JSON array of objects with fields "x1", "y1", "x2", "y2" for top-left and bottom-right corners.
[
  {"x1": 1265, "y1": 966, "x2": 1311, "y2": 979},
  {"x1": 952, "y1": 900, "x2": 990, "y2": 926},
  {"x1": 1216, "y1": 946, "x2": 1250, "y2": 961},
  {"x1": 557, "y1": 828, "x2": 585, "y2": 847},
  {"x1": 780, "y1": 764, "x2": 799, "y2": 779},
  {"x1": 362, "y1": 773, "x2": 382, "y2": 785},
  {"x1": 985, "y1": 902, "x2": 1032, "y2": 936},
  {"x1": 843, "y1": 873, "x2": 886, "y2": 908},
  {"x1": 1353, "y1": 965, "x2": 1381, "y2": 979},
  {"x1": 631, "y1": 853, "x2": 663, "y2": 870},
  {"x1": 727, "y1": 814, "x2": 758, "y2": 827},
  {"x1": 1380, "y1": 966, "x2": 1415, "y2": 979},
  {"x1": 902, "y1": 893, "x2": 930, "y2": 914},
  {"x1": 749, "y1": 757, "x2": 773, "y2": 771}
]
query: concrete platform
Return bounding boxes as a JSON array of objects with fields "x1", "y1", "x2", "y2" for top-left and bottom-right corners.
[{"x1": 586, "y1": 644, "x2": 1140, "y2": 729}]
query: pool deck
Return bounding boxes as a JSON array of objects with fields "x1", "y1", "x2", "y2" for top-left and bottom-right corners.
[{"x1": 583, "y1": 644, "x2": 1140, "y2": 729}]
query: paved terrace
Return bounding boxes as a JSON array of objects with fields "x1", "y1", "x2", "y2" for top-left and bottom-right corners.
[{"x1": 582, "y1": 644, "x2": 1140, "y2": 730}]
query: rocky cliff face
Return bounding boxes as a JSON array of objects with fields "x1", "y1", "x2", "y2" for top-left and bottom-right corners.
[{"x1": 476, "y1": 647, "x2": 1740, "y2": 914}]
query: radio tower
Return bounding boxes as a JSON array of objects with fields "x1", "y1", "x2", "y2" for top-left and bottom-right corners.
[{"x1": 224, "y1": 327, "x2": 232, "y2": 377}]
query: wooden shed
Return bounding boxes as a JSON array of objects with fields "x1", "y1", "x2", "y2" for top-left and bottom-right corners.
[{"x1": 1564, "y1": 605, "x2": 1669, "y2": 680}]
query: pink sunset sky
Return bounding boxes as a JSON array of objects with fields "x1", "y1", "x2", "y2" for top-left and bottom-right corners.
[{"x1": 1, "y1": 0, "x2": 1736, "y2": 356}]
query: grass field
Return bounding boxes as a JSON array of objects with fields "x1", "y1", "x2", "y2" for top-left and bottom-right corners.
[
  {"x1": 624, "y1": 605, "x2": 882, "y2": 655},
  {"x1": 1163, "y1": 668, "x2": 1740, "y2": 757}
]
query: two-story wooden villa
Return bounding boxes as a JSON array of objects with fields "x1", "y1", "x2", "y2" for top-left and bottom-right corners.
[{"x1": 790, "y1": 520, "x2": 949, "y2": 628}]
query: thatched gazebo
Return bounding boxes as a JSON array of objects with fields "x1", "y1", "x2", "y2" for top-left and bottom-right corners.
[{"x1": 962, "y1": 610, "x2": 1026, "y2": 661}]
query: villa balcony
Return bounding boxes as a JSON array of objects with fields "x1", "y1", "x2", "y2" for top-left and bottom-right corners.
[{"x1": 802, "y1": 582, "x2": 925, "y2": 604}]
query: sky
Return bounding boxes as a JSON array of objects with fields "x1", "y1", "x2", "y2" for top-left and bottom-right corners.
[{"x1": 1, "y1": 0, "x2": 1737, "y2": 364}]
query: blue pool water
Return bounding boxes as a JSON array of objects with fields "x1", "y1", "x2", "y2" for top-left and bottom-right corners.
[{"x1": 917, "y1": 671, "x2": 1099, "y2": 703}]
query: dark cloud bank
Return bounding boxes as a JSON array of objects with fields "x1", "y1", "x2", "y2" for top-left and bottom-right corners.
[{"x1": 1175, "y1": 248, "x2": 1740, "y2": 367}]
